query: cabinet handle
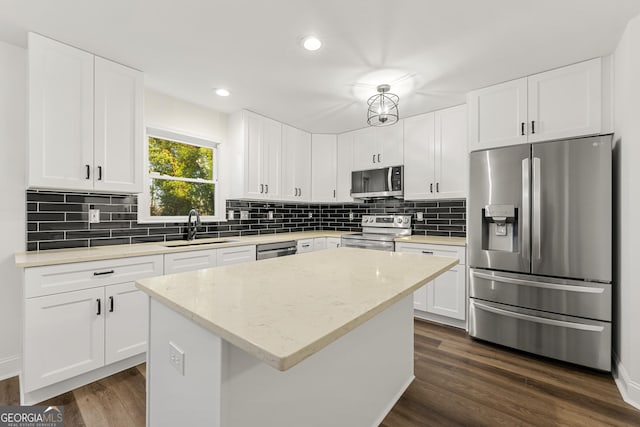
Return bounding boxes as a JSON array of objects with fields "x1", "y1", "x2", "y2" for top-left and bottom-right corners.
[
  {"x1": 422, "y1": 251, "x2": 434, "y2": 255},
  {"x1": 96, "y1": 299, "x2": 101, "y2": 316},
  {"x1": 377, "y1": 153, "x2": 381, "y2": 163},
  {"x1": 93, "y1": 270, "x2": 114, "y2": 276},
  {"x1": 97, "y1": 166, "x2": 103, "y2": 181},
  {"x1": 436, "y1": 182, "x2": 440, "y2": 193},
  {"x1": 531, "y1": 121, "x2": 536, "y2": 134},
  {"x1": 85, "y1": 165, "x2": 91, "y2": 180},
  {"x1": 521, "y1": 122, "x2": 525, "y2": 136},
  {"x1": 302, "y1": 244, "x2": 310, "y2": 248},
  {"x1": 333, "y1": 189, "x2": 336, "y2": 198},
  {"x1": 299, "y1": 188, "x2": 302, "y2": 197},
  {"x1": 265, "y1": 184, "x2": 269, "y2": 194},
  {"x1": 372, "y1": 154, "x2": 376, "y2": 163},
  {"x1": 430, "y1": 183, "x2": 433, "y2": 193},
  {"x1": 260, "y1": 184, "x2": 264, "y2": 194},
  {"x1": 109, "y1": 296, "x2": 114, "y2": 313}
]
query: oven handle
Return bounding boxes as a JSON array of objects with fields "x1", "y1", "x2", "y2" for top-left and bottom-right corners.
[
  {"x1": 472, "y1": 301, "x2": 604, "y2": 332},
  {"x1": 257, "y1": 247, "x2": 297, "y2": 256},
  {"x1": 387, "y1": 167, "x2": 393, "y2": 192},
  {"x1": 472, "y1": 271, "x2": 605, "y2": 294}
]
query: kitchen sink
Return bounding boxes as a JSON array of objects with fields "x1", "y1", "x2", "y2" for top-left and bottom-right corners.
[{"x1": 164, "y1": 240, "x2": 236, "y2": 248}]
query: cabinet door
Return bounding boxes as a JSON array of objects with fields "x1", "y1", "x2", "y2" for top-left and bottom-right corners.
[
  {"x1": 403, "y1": 112, "x2": 435, "y2": 200},
  {"x1": 326, "y1": 237, "x2": 341, "y2": 249},
  {"x1": 427, "y1": 264, "x2": 466, "y2": 320},
  {"x1": 105, "y1": 282, "x2": 148, "y2": 365},
  {"x1": 311, "y1": 134, "x2": 337, "y2": 202},
  {"x1": 28, "y1": 33, "x2": 94, "y2": 190},
  {"x1": 23, "y1": 287, "x2": 105, "y2": 392},
  {"x1": 281, "y1": 125, "x2": 311, "y2": 201},
  {"x1": 93, "y1": 57, "x2": 144, "y2": 193},
  {"x1": 262, "y1": 117, "x2": 282, "y2": 199},
  {"x1": 336, "y1": 132, "x2": 354, "y2": 202},
  {"x1": 527, "y1": 58, "x2": 602, "y2": 143},
  {"x1": 297, "y1": 239, "x2": 314, "y2": 253},
  {"x1": 217, "y1": 245, "x2": 256, "y2": 266},
  {"x1": 467, "y1": 78, "x2": 528, "y2": 151},
  {"x1": 394, "y1": 244, "x2": 432, "y2": 310},
  {"x1": 434, "y1": 105, "x2": 468, "y2": 199},
  {"x1": 164, "y1": 249, "x2": 217, "y2": 274},
  {"x1": 244, "y1": 112, "x2": 265, "y2": 198},
  {"x1": 352, "y1": 127, "x2": 377, "y2": 170},
  {"x1": 313, "y1": 238, "x2": 327, "y2": 251},
  {"x1": 376, "y1": 123, "x2": 404, "y2": 167}
]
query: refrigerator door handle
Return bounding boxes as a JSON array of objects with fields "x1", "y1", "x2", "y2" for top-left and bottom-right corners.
[
  {"x1": 472, "y1": 301, "x2": 605, "y2": 332},
  {"x1": 532, "y1": 157, "x2": 542, "y2": 260},
  {"x1": 521, "y1": 158, "x2": 530, "y2": 261},
  {"x1": 472, "y1": 271, "x2": 606, "y2": 294}
]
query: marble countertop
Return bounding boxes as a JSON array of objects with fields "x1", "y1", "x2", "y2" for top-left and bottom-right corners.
[
  {"x1": 136, "y1": 247, "x2": 458, "y2": 371},
  {"x1": 15, "y1": 231, "x2": 466, "y2": 268}
]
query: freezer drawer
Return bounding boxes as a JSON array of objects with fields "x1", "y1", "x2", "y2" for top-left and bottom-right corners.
[
  {"x1": 469, "y1": 299, "x2": 611, "y2": 371},
  {"x1": 469, "y1": 268, "x2": 611, "y2": 321}
]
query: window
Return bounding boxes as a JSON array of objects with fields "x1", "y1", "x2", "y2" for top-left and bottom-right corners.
[{"x1": 139, "y1": 128, "x2": 221, "y2": 222}]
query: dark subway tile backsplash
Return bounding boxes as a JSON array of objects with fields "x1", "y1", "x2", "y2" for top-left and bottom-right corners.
[{"x1": 25, "y1": 190, "x2": 466, "y2": 251}]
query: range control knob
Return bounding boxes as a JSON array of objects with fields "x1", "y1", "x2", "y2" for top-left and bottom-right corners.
[
  {"x1": 395, "y1": 217, "x2": 403, "y2": 224},
  {"x1": 402, "y1": 216, "x2": 409, "y2": 223}
]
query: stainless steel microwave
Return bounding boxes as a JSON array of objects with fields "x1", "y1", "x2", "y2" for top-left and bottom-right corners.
[{"x1": 351, "y1": 166, "x2": 403, "y2": 199}]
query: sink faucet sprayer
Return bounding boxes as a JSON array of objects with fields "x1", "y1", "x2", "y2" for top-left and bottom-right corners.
[{"x1": 187, "y1": 209, "x2": 200, "y2": 241}]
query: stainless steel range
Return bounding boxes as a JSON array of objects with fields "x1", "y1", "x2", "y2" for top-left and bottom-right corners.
[{"x1": 341, "y1": 215, "x2": 411, "y2": 251}]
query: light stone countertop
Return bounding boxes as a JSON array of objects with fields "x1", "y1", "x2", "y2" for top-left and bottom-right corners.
[
  {"x1": 15, "y1": 231, "x2": 465, "y2": 268},
  {"x1": 136, "y1": 247, "x2": 459, "y2": 371}
]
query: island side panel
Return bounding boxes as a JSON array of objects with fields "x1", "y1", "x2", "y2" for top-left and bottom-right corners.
[
  {"x1": 220, "y1": 295, "x2": 415, "y2": 427},
  {"x1": 147, "y1": 298, "x2": 223, "y2": 427}
]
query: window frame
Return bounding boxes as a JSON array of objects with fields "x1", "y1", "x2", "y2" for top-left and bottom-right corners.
[{"x1": 138, "y1": 127, "x2": 224, "y2": 224}]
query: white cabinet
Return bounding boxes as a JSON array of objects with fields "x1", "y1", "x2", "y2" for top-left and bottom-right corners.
[
  {"x1": 281, "y1": 125, "x2": 312, "y2": 201},
  {"x1": 326, "y1": 237, "x2": 341, "y2": 249},
  {"x1": 313, "y1": 238, "x2": 327, "y2": 251},
  {"x1": 336, "y1": 131, "x2": 354, "y2": 203},
  {"x1": 22, "y1": 255, "x2": 163, "y2": 392},
  {"x1": 395, "y1": 243, "x2": 466, "y2": 327},
  {"x1": 297, "y1": 239, "x2": 314, "y2": 253},
  {"x1": 228, "y1": 110, "x2": 282, "y2": 200},
  {"x1": 404, "y1": 105, "x2": 467, "y2": 200},
  {"x1": 311, "y1": 134, "x2": 337, "y2": 202},
  {"x1": 217, "y1": 245, "x2": 256, "y2": 266},
  {"x1": 165, "y1": 249, "x2": 217, "y2": 274},
  {"x1": 467, "y1": 58, "x2": 603, "y2": 151},
  {"x1": 28, "y1": 33, "x2": 143, "y2": 193},
  {"x1": 352, "y1": 124, "x2": 404, "y2": 170}
]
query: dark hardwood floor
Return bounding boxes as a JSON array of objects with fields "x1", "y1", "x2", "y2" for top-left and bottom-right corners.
[{"x1": 1, "y1": 321, "x2": 638, "y2": 426}]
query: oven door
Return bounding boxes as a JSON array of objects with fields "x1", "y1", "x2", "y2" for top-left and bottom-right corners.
[{"x1": 341, "y1": 238, "x2": 394, "y2": 252}]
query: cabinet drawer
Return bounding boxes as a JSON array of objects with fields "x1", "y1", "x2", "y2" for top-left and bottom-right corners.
[
  {"x1": 297, "y1": 239, "x2": 314, "y2": 253},
  {"x1": 395, "y1": 243, "x2": 465, "y2": 264},
  {"x1": 24, "y1": 255, "x2": 164, "y2": 298},
  {"x1": 165, "y1": 249, "x2": 217, "y2": 274},
  {"x1": 217, "y1": 245, "x2": 256, "y2": 266}
]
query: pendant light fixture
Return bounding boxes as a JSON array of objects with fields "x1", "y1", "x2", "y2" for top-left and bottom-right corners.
[{"x1": 367, "y1": 84, "x2": 399, "y2": 126}]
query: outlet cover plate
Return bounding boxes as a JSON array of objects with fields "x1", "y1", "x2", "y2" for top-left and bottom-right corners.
[
  {"x1": 89, "y1": 209, "x2": 100, "y2": 223},
  {"x1": 169, "y1": 341, "x2": 185, "y2": 375}
]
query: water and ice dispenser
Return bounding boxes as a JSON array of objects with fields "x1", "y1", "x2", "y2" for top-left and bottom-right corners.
[{"x1": 481, "y1": 204, "x2": 518, "y2": 252}]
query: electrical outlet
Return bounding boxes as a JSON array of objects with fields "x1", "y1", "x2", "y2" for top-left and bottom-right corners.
[
  {"x1": 89, "y1": 209, "x2": 100, "y2": 223},
  {"x1": 349, "y1": 212, "x2": 354, "y2": 221},
  {"x1": 227, "y1": 210, "x2": 234, "y2": 220},
  {"x1": 308, "y1": 212, "x2": 313, "y2": 218},
  {"x1": 169, "y1": 342, "x2": 185, "y2": 375},
  {"x1": 267, "y1": 211, "x2": 274, "y2": 220},
  {"x1": 240, "y1": 211, "x2": 249, "y2": 220},
  {"x1": 416, "y1": 212, "x2": 424, "y2": 221}
]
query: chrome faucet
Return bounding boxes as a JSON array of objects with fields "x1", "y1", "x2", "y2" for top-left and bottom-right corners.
[{"x1": 187, "y1": 209, "x2": 200, "y2": 241}]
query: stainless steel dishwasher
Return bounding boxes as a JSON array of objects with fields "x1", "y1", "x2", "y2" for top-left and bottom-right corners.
[{"x1": 256, "y1": 240, "x2": 297, "y2": 260}]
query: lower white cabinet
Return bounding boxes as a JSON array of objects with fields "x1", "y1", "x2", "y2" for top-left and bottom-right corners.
[
  {"x1": 327, "y1": 237, "x2": 341, "y2": 249},
  {"x1": 217, "y1": 245, "x2": 256, "y2": 266},
  {"x1": 395, "y1": 243, "x2": 467, "y2": 327},
  {"x1": 297, "y1": 239, "x2": 314, "y2": 253},
  {"x1": 313, "y1": 238, "x2": 327, "y2": 251},
  {"x1": 22, "y1": 255, "x2": 163, "y2": 393},
  {"x1": 165, "y1": 249, "x2": 217, "y2": 274}
]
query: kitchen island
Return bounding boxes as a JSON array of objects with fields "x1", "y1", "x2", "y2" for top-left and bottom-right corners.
[{"x1": 136, "y1": 247, "x2": 458, "y2": 427}]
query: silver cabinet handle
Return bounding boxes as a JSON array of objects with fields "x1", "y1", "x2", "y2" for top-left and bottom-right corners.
[
  {"x1": 265, "y1": 184, "x2": 269, "y2": 194},
  {"x1": 472, "y1": 271, "x2": 605, "y2": 294},
  {"x1": 85, "y1": 165, "x2": 91, "y2": 180},
  {"x1": 377, "y1": 153, "x2": 381, "y2": 163},
  {"x1": 260, "y1": 184, "x2": 264, "y2": 194},
  {"x1": 472, "y1": 301, "x2": 604, "y2": 332},
  {"x1": 521, "y1": 158, "x2": 530, "y2": 261},
  {"x1": 372, "y1": 154, "x2": 376, "y2": 163},
  {"x1": 532, "y1": 157, "x2": 541, "y2": 260}
]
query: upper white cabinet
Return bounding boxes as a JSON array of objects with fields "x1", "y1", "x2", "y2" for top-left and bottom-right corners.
[
  {"x1": 311, "y1": 134, "x2": 337, "y2": 202},
  {"x1": 467, "y1": 58, "x2": 603, "y2": 151},
  {"x1": 336, "y1": 131, "x2": 354, "y2": 203},
  {"x1": 228, "y1": 110, "x2": 282, "y2": 200},
  {"x1": 352, "y1": 123, "x2": 403, "y2": 170},
  {"x1": 404, "y1": 105, "x2": 467, "y2": 200},
  {"x1": 28, "y1": 33, "x2": 143, "y2": 193},
  {"x1": 281, "y1": 125, "x2": 312, "y2": 202}
]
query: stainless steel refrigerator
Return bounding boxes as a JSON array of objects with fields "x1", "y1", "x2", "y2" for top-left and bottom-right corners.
[{"x1": 468, "y1": 134, "x2": 612, "y2": 371}]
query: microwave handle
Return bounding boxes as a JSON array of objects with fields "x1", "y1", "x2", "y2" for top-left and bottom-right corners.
[{"x1": 387, "y1": 167, "x2": 393, "y2": 192}]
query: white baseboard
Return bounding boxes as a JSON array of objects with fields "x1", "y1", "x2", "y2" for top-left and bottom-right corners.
[
  {"x1": 613, "y1": 353, "x2": 640, "y2": 410},
  {"x1": 0, "y1": 354, "x2": 20, "y2": 381},
  {"x1": 414, "y1": 310, "x2": 467, "y2": 330}
]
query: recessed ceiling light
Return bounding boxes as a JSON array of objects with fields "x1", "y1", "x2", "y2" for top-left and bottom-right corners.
[
  {"x1": 302, "y1": 36, "x2": 322, "y2": 51},
  {"x1": 215, "y1": 88, "x2": 230, "y2": 97}
]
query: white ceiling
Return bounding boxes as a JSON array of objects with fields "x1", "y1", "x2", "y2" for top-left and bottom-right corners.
[{"x1": 1, "y1": 0, "x2": 639, "y2": 133}]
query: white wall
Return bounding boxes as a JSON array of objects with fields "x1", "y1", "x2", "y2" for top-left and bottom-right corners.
[
  {"x1": 0, "y1": 41, "x2": 26, "y2": 380},
  {"x1": 613, "y1": 13, "x2": 640, "y2": 410}
]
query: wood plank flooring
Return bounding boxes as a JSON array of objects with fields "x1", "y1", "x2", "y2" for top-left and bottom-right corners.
[{"x1": 0, "y1": 320, "x2": 638, "y2": 426}]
